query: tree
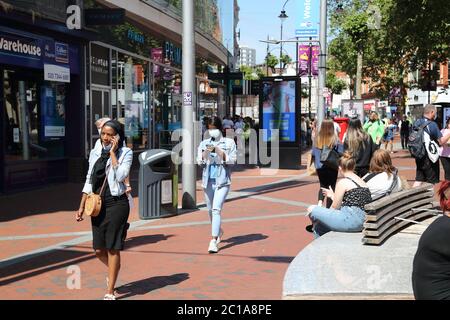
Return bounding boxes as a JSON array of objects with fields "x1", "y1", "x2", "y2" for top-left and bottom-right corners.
[
  {"x1": 266, "y1": 54, "x2": 279, "y2": 73},
  {"x1": 326, "y1": 73, "x2": 347, "y2": 95},
  {"x1": 240, "y1": 65, "x2": 258, "y2": 80},
  {"x1": 280, "y1": 54, "x2": 292, "y2": 69}
]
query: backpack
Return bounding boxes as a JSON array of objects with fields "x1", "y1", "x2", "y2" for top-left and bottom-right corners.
[{"x1": 408, "y1": 122, "x2": 431, "y2": 159}]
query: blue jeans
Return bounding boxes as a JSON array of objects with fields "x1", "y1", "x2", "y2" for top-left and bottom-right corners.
[
  {"x1": 204, "y1": 179, "x2": 230, "y2": 237},
  {"x1": 309, "y1": 206, "x2": 366, "y2": 238}
]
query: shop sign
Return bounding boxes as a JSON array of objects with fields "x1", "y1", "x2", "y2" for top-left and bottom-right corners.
[
  {"x1": 41, "y1": 86, "x2": 65, "y2": 140},
  {"x1": 165, "y1": 41, "x2": 182, "y2": 66},
  {"x1": 0, "y1": 27, "x2": 76, "y2": 77},
  {"x1": 91, "y1": 44, "x2": 110, "y2": 86},
  {"x1": 44, "y1": 64, "x2": 70, "y2": 83},
  {"x1": 84, "y1": 8, "x2": 126, "y2": 26},
  {"x1": 127, "y1": 29, "x2": 145, "y2": 44}
]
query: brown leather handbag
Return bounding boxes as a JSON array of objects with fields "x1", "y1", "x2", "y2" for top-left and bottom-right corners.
[{"x1": 84, "y1": 169, "x2": 109, "y2": 217}]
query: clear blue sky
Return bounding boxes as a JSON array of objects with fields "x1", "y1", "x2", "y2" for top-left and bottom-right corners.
[{"x1": 237, "y1": 0, "x2": 300, "y2": 64}]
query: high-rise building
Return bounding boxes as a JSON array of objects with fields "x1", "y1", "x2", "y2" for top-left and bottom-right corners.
[{"x1": 238, "y1": 46, "x2": 256, "y2": 68}]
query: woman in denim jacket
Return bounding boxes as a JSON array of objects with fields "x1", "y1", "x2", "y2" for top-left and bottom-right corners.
[
  {"x1": 197, "y1": 117, "x2": 237, "y2": 253},
  {"x1": 76, "y1": 120, "x2": 133, "y2": 300}
]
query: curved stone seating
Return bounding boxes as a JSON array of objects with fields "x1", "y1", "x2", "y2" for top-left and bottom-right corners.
[{"x1": 282, "y1": 230, "x2": 421, "y2": 300}]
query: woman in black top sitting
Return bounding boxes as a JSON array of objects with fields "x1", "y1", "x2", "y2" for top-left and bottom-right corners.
[
  {"x1": 344, "y1": 118, "x2": 377, "y2": 177},
  {"x1": 307, "y1": 152, "x2": 372, "y2": 238},
  {"x1": 412, "y1": 180, "x2": 450, "y2": 300},
  {"x1": 76, "y1": 120, "x2": 133, "y2": 300}
]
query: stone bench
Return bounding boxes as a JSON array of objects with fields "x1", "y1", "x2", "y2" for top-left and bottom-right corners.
[{"x1": 282, "y1": 220, "x2": 435, "y2": 300}]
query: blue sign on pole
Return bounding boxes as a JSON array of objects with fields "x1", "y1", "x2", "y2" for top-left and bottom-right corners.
[{"x1": 295, "y1": 0, "x2": 320, "y2": 39}]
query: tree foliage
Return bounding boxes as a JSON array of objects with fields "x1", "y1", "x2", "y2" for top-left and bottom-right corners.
[{"x1": 327, "y1": 0, "x2": 450, "y2": 109}]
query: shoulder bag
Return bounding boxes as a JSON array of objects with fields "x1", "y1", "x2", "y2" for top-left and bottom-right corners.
[
  {"x1": 85, "y1": 167, "x2": 110, "y2": 217},
  {"x1": 320, "y1": 145, "x2": 341, "y2": 170}
]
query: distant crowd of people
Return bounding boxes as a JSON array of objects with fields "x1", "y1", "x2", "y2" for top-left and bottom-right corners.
[{"x1": 306, "y1": 104, "x2": 450, "y2": 300}]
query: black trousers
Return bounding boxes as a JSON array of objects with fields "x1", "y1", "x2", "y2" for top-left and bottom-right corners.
[
  {"x1": 316, "y1": 166, "x2": 338, "y2": 208},
  {"x1": 441, "y1": 157, "x2": 450, "y2": 181},
  {"x1": 401, "y1": 132, "x2": 409, "y2": 149}
]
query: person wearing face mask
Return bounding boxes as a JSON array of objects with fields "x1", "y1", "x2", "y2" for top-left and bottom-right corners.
[
  {"x1": 197, "y1": 116, "x2": 237, "y2": 253},
  {"x1": 412, "y1": 105, "x2": 450, "y2": 187},
  {"x1": 76, "y1": 120, "x2": 133, "y2": 300}
]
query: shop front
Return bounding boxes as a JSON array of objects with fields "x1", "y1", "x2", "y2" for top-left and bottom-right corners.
[
  {"x1": 85, "y1": 18, "x2": 226, "y2": 155},
  {"x1": 0, "y1": 26, "x2": 82, "y2": 193}
]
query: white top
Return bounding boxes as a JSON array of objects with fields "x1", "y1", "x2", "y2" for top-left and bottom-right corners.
[
  {"x1": 365, "y1": 172, "x2": 402, "y2": 201},
  {"x1": 334, "y1": 122, "x2": 341, "y2": 135}
]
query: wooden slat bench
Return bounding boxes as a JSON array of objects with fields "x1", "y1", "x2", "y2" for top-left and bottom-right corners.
[{"x1": 362, "y1": 183, "x2": 439, "y2": 245}]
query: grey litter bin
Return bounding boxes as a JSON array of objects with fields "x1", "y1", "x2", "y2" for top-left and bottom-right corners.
[{"x1": 139, "y1": 149, "x2": 178, "y2": 219}]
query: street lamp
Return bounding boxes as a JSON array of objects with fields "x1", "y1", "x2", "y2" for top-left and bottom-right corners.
[{"x1": 278, "y1": 1, "x2": 289, "y2": 74}]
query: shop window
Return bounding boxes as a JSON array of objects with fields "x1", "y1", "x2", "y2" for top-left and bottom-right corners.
[
  {"x1": 113, "y1": 53, "x2": 150, "y2": 150},
  {"x1": 3, "y1": 70, "x2": 66, "y2": 161}
]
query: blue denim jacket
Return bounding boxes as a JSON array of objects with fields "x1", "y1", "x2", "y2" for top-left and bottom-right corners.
[
  {"x1": 82, "y1": 143, "x2": 133, "y2": 196},
  {"x1": 197, "y1": 137, "x2": 237, "y2": 189}
]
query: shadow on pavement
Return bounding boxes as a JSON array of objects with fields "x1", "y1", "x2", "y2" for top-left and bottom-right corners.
[
  {"x1": 124, "y1": 234, "x2": 174, "y2": 249},
  {"x1": 219, "y1": 233, "x2": 268, "y2": 251},
  {"x1": 0, "y1": 183, "x2": 83, "y2": 222},
  {"x1": 251, "y1": 256, "x2": 295, "y2": 264},
  {"x1": 116, "y1": 273, "x2": 190, "y2": 299},
  {"x1": 0, "y1": 234, "x2": 174, "y2": 286}
]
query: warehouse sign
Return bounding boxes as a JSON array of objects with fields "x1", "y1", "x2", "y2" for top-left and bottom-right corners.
[{"x1": 295, "y1": 0, "x2": 320, "y2": 38}]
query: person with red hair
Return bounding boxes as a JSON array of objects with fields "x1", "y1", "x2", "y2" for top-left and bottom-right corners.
[{"x1": 412, "y1": 180, "x2": 450, "y2": 300}]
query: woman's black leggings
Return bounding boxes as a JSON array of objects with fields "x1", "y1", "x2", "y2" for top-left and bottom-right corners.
[{"x1": 316, "y1": 166, "x2": 339, "y2": 208}]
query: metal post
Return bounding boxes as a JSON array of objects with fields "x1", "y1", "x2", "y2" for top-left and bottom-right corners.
[
  {"x1": 266, "y1": 35, "x2": 269, "y2": 75},
  {"x1": 295, "y1": 37, "x2": 299, "y2": 77},
  {"x1": 308, "y1": 38, "x2": 312, "y2": 119},
  {"x1": 182, "y1": 0, "x2": 196, "y2": 209},
  {"x1": 19, "y1": 81, "x2": 30, "y2": 160},
  {"x1": 317, "y1": 0, "x2": 327, "y2": 126},
  {"x1": 280, "y1": 22, "x2": 283, "y2": 74}
]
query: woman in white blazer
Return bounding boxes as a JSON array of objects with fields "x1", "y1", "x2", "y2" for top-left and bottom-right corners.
[{"x1": 76, "y1": 120, "x2": 133, "y2": 300}]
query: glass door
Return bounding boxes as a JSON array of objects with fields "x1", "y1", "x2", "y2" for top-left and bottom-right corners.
[{"x1": 91, "y1": 88, "x2": 111, "y2": 147}]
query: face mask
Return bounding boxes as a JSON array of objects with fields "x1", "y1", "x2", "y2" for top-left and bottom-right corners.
[{"x1": 209, "y1": 129, "x2": 221, "y2": 140}]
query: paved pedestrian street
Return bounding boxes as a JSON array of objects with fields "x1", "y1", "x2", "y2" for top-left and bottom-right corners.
[{"x1": 0, "y1": 148, "x2": 423, "y2": 300}]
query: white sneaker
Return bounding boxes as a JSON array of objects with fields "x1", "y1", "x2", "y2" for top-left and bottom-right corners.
[
  {"x1": 217, "y1": 229, "x2": 224, "y2": 244},
  {"x1": 208, "y1": 239, "x2": 218, "y2": 253},
  {"x1": 103, "y1": 293, "x2": 116, "y2": 300}
]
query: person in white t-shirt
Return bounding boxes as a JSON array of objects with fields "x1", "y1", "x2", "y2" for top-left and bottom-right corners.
[{"x1": 362, "y1": 149, "x2": 403, "y2": 201}]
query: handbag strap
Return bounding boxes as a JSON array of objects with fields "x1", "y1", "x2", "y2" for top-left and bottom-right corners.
[{"x1": 98, "y1": 166, "x2": 111, "y2": 196}]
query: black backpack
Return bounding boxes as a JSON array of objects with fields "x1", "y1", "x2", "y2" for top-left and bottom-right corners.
[{"x1": 408, "y1": 122, "x2": 431, "y2": 159}]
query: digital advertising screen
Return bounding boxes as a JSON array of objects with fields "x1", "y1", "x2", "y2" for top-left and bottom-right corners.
[{"x1": 261, "y1": 79, "x2": 297, "y2": 143}]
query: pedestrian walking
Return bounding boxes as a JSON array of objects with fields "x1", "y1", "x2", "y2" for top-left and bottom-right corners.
[
  {"x1": 300, "y1": 116, "x2": 307, "y2": 148},
  {"x1": 412, "y1": 180, "x2": 450, "y2": 300},
  {"x1": 76, "y1": 120, "x2": 133, "y2": 300},
  {"x1": 311, "y1": 119, "x2": 344, "y2": 208},
  {"x1": 411, "y1": 105, "x2": 450, "y2": 187},
  {"x1": 440, "y1": 117, "x2": 450, "y2": 181},
  {"x1": 399, "y1": 115, "x2": 411, "y2": 150},
  {"x1": 95, "y1": 117, "x2": 132, "y2": 196},
  {"x1": 307, "y1": 152, "x2": 372, "y2": 238},
  {"x1": 383, "y1": 118, "x2": 397, "y2": 154},
  {"x1": 363, "y1": 111, "x2": 385, "y2": 146},
  {"x1": 197, "y1": 117, "x2": 237, "y2": 253},
  {"x1": 344, "y1": 118, "x2": 377, "y2": 177}
]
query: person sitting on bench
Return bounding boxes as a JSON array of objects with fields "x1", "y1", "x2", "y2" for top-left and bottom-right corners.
[
  {"x1": 362, "y1": 149, "x2": 403, "y2": 201},
  {"x1": 307, "y1": 152, "x2": 372, "y2": 238}
]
